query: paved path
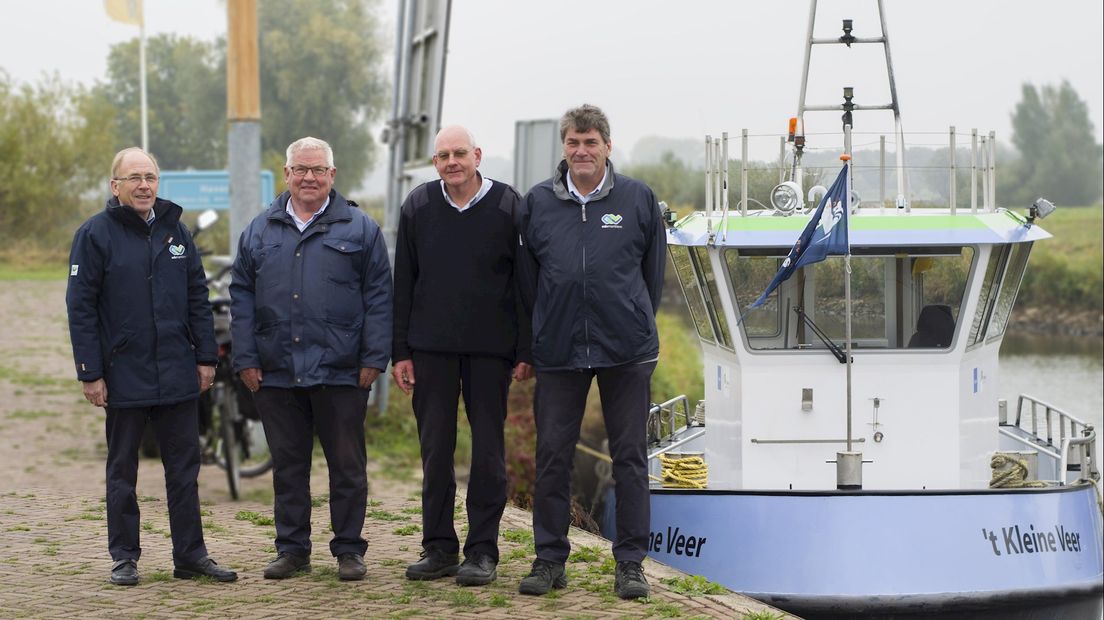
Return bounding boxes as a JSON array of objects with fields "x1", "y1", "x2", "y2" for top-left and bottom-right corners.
[{"x1": 0, "y1": 281, "x2": 794, "y2": 619}]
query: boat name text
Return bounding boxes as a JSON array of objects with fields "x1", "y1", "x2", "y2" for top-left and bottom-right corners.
[
  {"x1": 981, "y1": 524, "x2": 1083, "y2": 556},
  {"x1": 649, "y1": 526, "x2": 707, "y2": 558}
]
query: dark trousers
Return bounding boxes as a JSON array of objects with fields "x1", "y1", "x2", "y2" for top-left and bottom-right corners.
[
  {"x1": 532, "y1": 362, "x2": 655, "y2": 564},
  {"x1": 105, "y1": 400, "x2": 207, "y2": 565},
  {"x1": 412, "y1": 351, "x2": 511, "y2": 560},
  {"x1": 254, "y1": 385, "x2": 369, "y2": 557}
]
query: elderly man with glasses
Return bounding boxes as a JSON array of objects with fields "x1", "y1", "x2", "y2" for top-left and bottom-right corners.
[
  {"x1": 66, "y1": 147, "x2": 236, "y2": 586},
  {"x1": 230, "y1": 136, "x2": 392, "y2": 582}
]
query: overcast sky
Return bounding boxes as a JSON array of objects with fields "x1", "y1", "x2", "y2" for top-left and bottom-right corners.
[{"x1": 2, "y1": 0, "x2": 1101, "y2": 166}]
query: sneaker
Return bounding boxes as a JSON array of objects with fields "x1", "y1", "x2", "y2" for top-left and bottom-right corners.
[
  {"x1": 263, "y1": 552, "x2": 311, "y2": 579},
  {"x1": 110, "y1": 559, "x2": 139, "y2": 586},
  {"x1": 337, "y1": 553, "x2": 367, "y2": 581},
  {"x1": 518, "y1": 558, "x2": 567, "y2": 595},
  {"x1": 455, "y1": 553, "x2": 497, "y2": 586},
  {"x1": 614, "y1": 560, "x2": 649, "y2": 599},
  {"x1": 405, "y1": 547, "x2": 459, "y2": 581},
  {"x1": 173, "y1": 556, "x2": 238, "y2": 582}
]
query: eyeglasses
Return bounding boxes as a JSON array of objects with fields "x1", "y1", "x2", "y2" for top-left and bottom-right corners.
[
  {"x1": 113, "y1": 174, "x2": 159, "y2": 185},
  {"x1": 434, "y1": 149, "x2": 471, "y2": 161},
  {"x1": 288, "y1": 165, "x2": 331, "y2": 178}
]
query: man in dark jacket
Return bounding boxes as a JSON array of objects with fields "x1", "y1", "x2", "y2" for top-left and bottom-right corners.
[
  {"x1": 392, "y1": 125, "x2": 533, "y2": 587},
  {"x1": 67, "y1": 147, "x2": 237, "y2": 586},
  {"x1": 230, "y1": 137, "x2": 392, "y2": 582},
  {"x1": 516, "y1": 105, "x2": 666, "y2": 599}
]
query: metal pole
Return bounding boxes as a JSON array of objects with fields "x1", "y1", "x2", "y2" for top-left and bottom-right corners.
[
  {"x1": 226, "y1": 0, "x2": 261, "y2": 260},
  {"x1": 880, "y1": 135, "x2": 886, "y2": 212},
  {"x1": 949, "y1": 126, "x2": 956, "y2": 214},
  {"x1": 988, "y1": 130, "x2": 997, "y2": 210},
  {"x1": 384, "y1": 0, "x2": 414, "y2": 265},
  {"x1": 971, "y1": 129, "x2": 978, "y2": 214},
  {"x1": 796, "y1": 0, "x2": 818, "y2": 138},
  {"x1": 704, "y1": 135, "x2": 712, "y2": 217},
  {"x1": 139, "y1": 17, "x2": 148, "y2": 151},
  {"x1": 722, "y1": 132, "x2": 730, "y2": 235},
  {"x1": 843, "y1": 126, "x2": 853, "y2": 453},
  {"x1": 979, "y1": 136, "x2": 989, "y2": 211},
  {"x1": 778, "y1": 136, "x2": 786, "y2": 184},
  {"x1": 714, "y1": 138, "x2": 722, "y2": 218},
  {"x1": 741, "y1": 129, "x2": 749, "y2": 217}
]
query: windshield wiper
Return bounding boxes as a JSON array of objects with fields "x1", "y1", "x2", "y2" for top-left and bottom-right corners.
[{"x1": 793, "y1": 307, "x2": 849, "y2": 364}]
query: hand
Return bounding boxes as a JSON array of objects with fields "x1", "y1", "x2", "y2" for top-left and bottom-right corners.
[
  {"x1": 239, "y1": 367, "x2": 263, "y2": 393},
  {"x1": 82, "y1": 378, "x2": 108, "y2": 407},
  {"x1": 197, "y1": 365, "x2": 216, "y2": 393},
  {"x1": 391, "y1": 359, "x2": 415, "y2": 395},
  {"x1": 358, "y1": 367, "x2": 381, "y2": 389},
  {"x1": 512, "y1": 362, "x2": 534, "y2": 382}
]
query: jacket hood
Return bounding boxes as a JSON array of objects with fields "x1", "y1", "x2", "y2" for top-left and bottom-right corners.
[{"x1": 552, "y1": 159, "x2": 617, "y2": 203}]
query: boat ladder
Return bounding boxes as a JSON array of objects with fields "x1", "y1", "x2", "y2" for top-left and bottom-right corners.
[{"x1": 998, "y1": 394, "x2": 1100, "y2": 484}]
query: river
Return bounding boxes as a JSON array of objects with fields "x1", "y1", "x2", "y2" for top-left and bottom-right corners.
[{"x1": 999, "y1": 334, "x2": 1104, "y2": 473}]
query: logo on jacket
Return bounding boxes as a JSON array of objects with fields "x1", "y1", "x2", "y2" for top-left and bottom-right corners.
[
  {"x1": 169, "y1": 243, "x2": 187, "y2": 259},
  {"x1": 600, "y1": 213, "x2": 623, "y2": 229}
]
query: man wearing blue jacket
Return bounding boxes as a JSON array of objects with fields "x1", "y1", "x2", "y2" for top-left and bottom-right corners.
[
  {"x1": 230, "y1": 137, "x2": 392, "y2": 582},
  {"x1": 67, "y1": 147, "x2": 237, "y2": 586},
  {"x1": 516, "y1": 105, "x2": 666, "y2": 599}
]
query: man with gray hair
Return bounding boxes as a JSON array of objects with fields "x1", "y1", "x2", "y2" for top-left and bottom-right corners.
[
  {"x1": 392, "y1": 125, "x2": 532, "y2": 586},
  {"x1": 516, "y1": 104, "x2": 666, "y2": 599},
  {"x1": 230, "y1": 136, "x2": 392, "y2": 581}
]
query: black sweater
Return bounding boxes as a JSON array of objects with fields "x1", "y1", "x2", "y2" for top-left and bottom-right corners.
[{"x1": 392, "y1": 179, "x2": 531, "y2": 362}]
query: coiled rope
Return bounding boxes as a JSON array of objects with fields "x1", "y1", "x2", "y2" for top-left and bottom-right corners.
[
  {"x1": 660, "y1": 453, "x2": 708, "y2": 489},
  {"x1": 989, "y1": 453, "x2": 1047, "y2": 488}
]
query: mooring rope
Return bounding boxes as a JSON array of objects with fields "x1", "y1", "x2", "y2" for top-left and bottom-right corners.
[
  {"x1": 989, "y1": 453, "x2": 1047, "y2": 488},
  {"x1": 660, "y1": 453, "x2": 708, "y2": 489}
]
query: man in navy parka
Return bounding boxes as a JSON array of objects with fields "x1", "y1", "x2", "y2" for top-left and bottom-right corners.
[{"x1": 66, "y1": 147, "x2": 237, "y2": 586}]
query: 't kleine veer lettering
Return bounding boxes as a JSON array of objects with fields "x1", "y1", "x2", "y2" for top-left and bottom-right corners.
[{"x1": 981, "y1": 524, "x2": 1083, "y2": 556}]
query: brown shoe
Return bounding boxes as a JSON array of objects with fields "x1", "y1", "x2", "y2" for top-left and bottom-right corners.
[
  {"x1": 337, "y1": 553, "x2": 366, "y2": 581},
  {"x1": 263, "y1": 552, "x2": 311, "y2": 579}
]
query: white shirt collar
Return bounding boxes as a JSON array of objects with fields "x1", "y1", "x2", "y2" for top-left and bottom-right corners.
[
  {"x1": 566, "y1": 163, "x2": 609, "y2": 205},
  {"x1": 440, "y1": 173, "x2": 493, "y2": 212},
  {"x1": 286, "y1": 196, "x2": 331, "y2": 232}
]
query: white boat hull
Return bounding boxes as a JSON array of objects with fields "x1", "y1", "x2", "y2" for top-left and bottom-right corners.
[{"x1": 649, "y1": 483, "x2": 1104, "y2": 615}]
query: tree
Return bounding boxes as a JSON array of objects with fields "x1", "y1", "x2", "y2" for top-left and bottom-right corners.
[
  {"x1": 0, "y1": 72, "x2": 116, "y2": 247},
  {"x1": 1007, "y1": 81, "x2": 1103, "y2": 206},
  {"x1": 258, "y1": 0, "x2": 388, "y2": 190},
  {"x1": 95, "y1": 34, "x2": 227, "y2": 171}
]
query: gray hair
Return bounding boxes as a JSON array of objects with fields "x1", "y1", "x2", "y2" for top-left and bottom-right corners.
[
  {"x1": 285, "y1": 137, "x2": 335, "y2": 167},
  {"x1": 434, "y1": 125, "x2": 478, "y2": 150},
  {"x1": 559, "y1": 104, "x2": 611, "y2": 144},
  {"x1": 110, "y1": 147, "x2": 160, "y2": 178}
]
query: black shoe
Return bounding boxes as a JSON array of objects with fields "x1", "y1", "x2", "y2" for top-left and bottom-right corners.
[
  {"x1": 455, "y1": 553, "x2": 497, "y2": 586},
  {"x1": 263, "y1": 552, "x2": 311, "y2": 579},
  {"x1": 518, "y1": 558, "x2": 567, "y2": 595},
  {"x1": 110, "y1": 559, "x2": 139, "y2": 586},
  {"x1": 337, "y1": 553, "x2": 367, "y2": 581},
  {"x1": 173, "y1": 557, "x2": 238, "y2": 582},
  {"x1": 405, "y1": 547, "x2": 459, "y2": 581},
  {"x1": 614, "y1": 560, "x2": 649, "y2": 599}
]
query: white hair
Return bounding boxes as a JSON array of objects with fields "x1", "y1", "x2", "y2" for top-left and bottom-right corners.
[
  {"x1": 285, "y1": 137, "x2": 335, "y2": 167},
  {"x1": 434, "y1": 125, "x2": 478, "y2": 150}
]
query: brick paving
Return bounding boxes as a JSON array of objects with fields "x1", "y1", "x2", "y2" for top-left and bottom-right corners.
[{"x1": 0, "y1": 281, "x2": 794, "y2": 619}]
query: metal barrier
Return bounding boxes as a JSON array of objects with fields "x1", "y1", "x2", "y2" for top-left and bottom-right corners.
[{"x1": 1002, "y1": 394, "x2": 1100, "y2": 484}]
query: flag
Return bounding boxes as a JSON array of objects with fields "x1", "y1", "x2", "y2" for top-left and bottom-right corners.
[
  {"x1": 747, "y1": 164, "x2": 850, "y2": 311},
  {"x1": 104, "y1": 0, "x2": 143, "y2": 25}
]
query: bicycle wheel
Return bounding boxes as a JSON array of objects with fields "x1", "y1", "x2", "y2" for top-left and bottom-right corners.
[
  {"x1": 215, "y1": 384, "x2": 242, "y2": 500},
  {"x1": 237, "y1": 416, "x2": 273, "y2": 477}
]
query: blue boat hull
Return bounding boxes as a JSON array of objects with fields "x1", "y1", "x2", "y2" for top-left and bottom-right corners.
[{"x1": 648, "y1": 483, "x2": 1104, "y2": 616}]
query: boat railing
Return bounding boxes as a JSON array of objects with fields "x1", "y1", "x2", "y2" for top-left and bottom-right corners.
[
  {"x1": 1000, "y1": 394, "x2": 1100, "y2": 483},
  {"x1": 646, "y1": 395, "x2": 705, "y2": 460}
]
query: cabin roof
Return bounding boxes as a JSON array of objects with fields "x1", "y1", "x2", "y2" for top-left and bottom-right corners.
[{"x1": 667, "y1": 208, "x2": 1053, "y2": 248}]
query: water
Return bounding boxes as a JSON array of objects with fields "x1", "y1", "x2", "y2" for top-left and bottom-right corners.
[{"x1": 999, "y1": 334, "x2": 1104, "y2": 472}]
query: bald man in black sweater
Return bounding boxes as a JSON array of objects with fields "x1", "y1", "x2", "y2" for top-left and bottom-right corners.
[{"x1": 392, "y1": 126, "x2": 533, "y2": 587}]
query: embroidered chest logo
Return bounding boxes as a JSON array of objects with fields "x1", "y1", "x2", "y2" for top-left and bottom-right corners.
[
  {"x1": 168, "y1": 243, "x2": 187, "y2": 259},
  {"x1": 600, "y1": 213, "x2": 623, "y2": 229}
]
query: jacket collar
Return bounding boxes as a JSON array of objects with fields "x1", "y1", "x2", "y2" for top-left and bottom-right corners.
[
  {"x1": 106, "y1": 196, "x2": 182, "y2": 233},
  {"x1": 266, "y1": 189, "x2": 354, "y2": 226},
  {"x1": 553, "y1": 159, "x2": 616, "y2": 203}
]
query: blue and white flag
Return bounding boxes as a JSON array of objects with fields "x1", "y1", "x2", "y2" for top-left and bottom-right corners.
[{"x1": 747, "y1": 164, "x2": 850, "y2": 311}]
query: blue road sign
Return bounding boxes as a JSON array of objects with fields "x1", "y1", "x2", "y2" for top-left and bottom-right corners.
[{"x1": 157, "y1": 170, "x2": 275, "y2": 211}]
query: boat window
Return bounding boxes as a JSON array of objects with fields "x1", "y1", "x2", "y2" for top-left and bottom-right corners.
[
  {"x1": 968, "y1": 245, "x2": 1009, "y2": 347},
  {"x1": 723, "y1": 250, "x2": 781, "y2": 337},
  {"x1": 730, "y1": 247, "x2": 973, "y2": 351},
  {"x1": 693, "y1": 247, "x2": 733, "y2": 348},
  {"x1": 986, "y1": 242, "x2": 1032, "y2": 342},
  {"x1": 668, "y1": 246, "x2": 716, "y2": 343}
]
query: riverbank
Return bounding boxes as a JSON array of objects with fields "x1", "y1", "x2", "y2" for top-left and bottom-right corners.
[{"x1": 1011, "y1": 306, "x2": 1104, "y2": 337}]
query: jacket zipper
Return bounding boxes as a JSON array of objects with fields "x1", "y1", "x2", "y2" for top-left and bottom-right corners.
[{"x1": 580, "y1": 201, "x2": 591, "y2": 367}]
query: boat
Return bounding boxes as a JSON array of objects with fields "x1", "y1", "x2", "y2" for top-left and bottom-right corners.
[{"x1": 644, "y1": 2, "x2": 1104, "y2": 617}]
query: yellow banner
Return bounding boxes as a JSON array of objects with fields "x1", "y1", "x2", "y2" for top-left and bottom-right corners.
[{"x1": 104, "y1": 0, "x2": 143, "y2": 25}]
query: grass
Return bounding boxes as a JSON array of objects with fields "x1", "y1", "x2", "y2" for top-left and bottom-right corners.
[
  {"x1": 367, "y1": 509, "x2": 409, "y2": 522},
  {"x1": 234, "y1": 511, "x2": 275, "y2": 526},
  {"x1": 392, "y1": 524, "x2": 421, "y2": 536},
  {"x1": 661, "y1": 575, "x2": 727, "y2": 596},
  {"x1": 0, "y1": 263, "x2": 68, "y2": 281}
]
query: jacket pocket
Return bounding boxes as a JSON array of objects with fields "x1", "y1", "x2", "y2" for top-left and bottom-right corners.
[
  {"x1": 255, "y1": 320, "x2": 291, "y2": 372},
  {"x1": 320, "y1": 318, "x2": 362, "y2": 369}
]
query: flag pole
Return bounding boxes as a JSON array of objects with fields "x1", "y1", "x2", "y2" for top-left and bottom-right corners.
[
  {"x1": 843, "y1": 125, "x2": 853, "y2": 453},
  {"x1": 139, "y1": 11, "x2": 148, "y2": 151}
]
